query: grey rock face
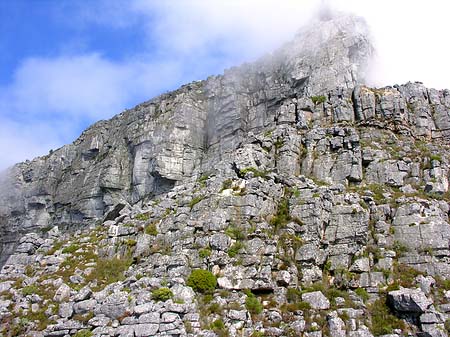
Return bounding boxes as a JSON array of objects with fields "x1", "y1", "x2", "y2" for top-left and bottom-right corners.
[
  {"x1": 73, "y1": 299, "x2": 97, "y2": 314},
  {"x1": 1, "y1": 10, "x2": 450, "y2": 337},
  {"x1": 302, "y1": 291, "x2": 331, "y2": 310},
  {"x1": 387, "y1": 288, "x2": 433, "y2": 313},
  {"x1": 0, "y1": 13, "x2": 373, "y2": 265}
]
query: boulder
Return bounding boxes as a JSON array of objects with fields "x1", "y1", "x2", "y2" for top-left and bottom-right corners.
[
  {"x1": 302, "y1": 291, "x2": 330, "y2": 310},
  {"x1": 387, "y1": 288, "x2": 432, "y2": 313}
]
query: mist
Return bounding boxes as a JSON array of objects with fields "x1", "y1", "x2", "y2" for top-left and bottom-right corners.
[{"x1": 0, "y1": 0, "x2": 449, "y2": 170}]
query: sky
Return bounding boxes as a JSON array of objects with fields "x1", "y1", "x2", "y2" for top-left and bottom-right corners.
[{"x1": 0, "y1": 0, "x2": 449, "y2": 171}]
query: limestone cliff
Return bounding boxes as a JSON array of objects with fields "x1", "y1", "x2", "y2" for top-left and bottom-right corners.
[
  {"x1": 0, "y1": 14, "x2": 373, "y2": 264},
  {"x1": 1, "y1": 13, "x2": 450, "y2": 337}
]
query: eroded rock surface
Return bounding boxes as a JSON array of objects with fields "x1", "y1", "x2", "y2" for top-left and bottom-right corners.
[{"x1": 1, "y1": 12, "x2": 450, "y2": 337}]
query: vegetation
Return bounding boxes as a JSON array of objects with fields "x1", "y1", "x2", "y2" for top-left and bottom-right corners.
[
  {"x1": 228, "y1": 241, "x2": 245, "y2": 258},
  {"x1": 187, "y1": 269, "x2": 217, "y2": 293},
  {"x1": 269, "y1": 197, "x2": 291, "y2": 230},
  {"x1": 392, "y1": 240, "x2": 409, "y2": 257},
  {"x1": 198, "y1": 174, "x2": 210, "y2": 187},
  {"x1": 239, "y1": 167, "x2": 270, "y2": 179},
  {"x1": 311, "y1": 95, "x2": 327, "y2": 105},
  {"x1": 189, "y1": 195, "x2": 205, "y2": 209},
  {"x1": 430, "y1": 154, "x2": 442, "y2": 162},
  {"x1": 46, "y1": 240, "x2": 64, "y2": 255},
  {"x1": 274, "y1": 138, "x2": 284, "y2": 149},
  {"x1": 390, "y1": 263, "x2": 422, "y2": 288},
  {"x1": 145, "y1": 223, "x2": 158, "y2": 236},
  {"x1": 245, "y1": 291, "x2": 263, "y2": 315},
  {"x1": 368, "y1": 297, "x2": 406, "y2": 335},
  {"x1": 198, "y1": 247, "x2": 212, "y2": 258},
  {"x1": 225, "y1": 224, "x2": 246, "y2": 240},
  {"x1": 286, "y1": 288, "x2": 302, "y2": 303},
  {"x1": 62, "y1": 244, "x2": 80, "y2": 254},
  {"x1": 445, "y1": 318, "x2": 450, "y2": 332},
  {"x1": 355, "y1": 287, "x2": 370, "y2": 302},
  {"x1": 210, "y1": 318, "x2": 228, "y2": 337},
  {"x1": 135, "y1": 213, "x2": 150, "y2": 221},
  {"x1": 221, "y1": 179, "x2": 233, "y2": 191},
  {"x1": 22, "y1": 285, "x2": 40, "y2": 296},
  {"x1": 151, "y1": 287, "x2": 174, "y2": 302},
  {"x1": 86, "y1": 257, "x2": 132, "y2": 289},
  {"x1": 73, "y1": 330, "x2": 93, "y2": 337}
]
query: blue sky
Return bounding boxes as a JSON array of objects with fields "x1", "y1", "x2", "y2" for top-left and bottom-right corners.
[{"x1": 0, "y1": 0, "x2": 449, "y2": 171}]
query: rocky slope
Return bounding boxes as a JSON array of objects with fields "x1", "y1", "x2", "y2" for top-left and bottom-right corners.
[{"x1": 1, "y1": 13, "x2": 450, "y2": 337}]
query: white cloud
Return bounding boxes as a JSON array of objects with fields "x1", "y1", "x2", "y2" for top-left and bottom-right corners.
[
  {"x1": 133, "y1": 0, "x2": 319, "y2": 61},
  {"x1": 0, "y1": 53, "x2": 186, "y2": 170},
  {"x1": 1, "y1": 0, "x2": 449, "y2": 170},
  {"x1": 0, "y1": 119, "x2": 62, "y2": 172},
  {"x1": 330, "y1": 0, "x2": 450, "y2": 89}
]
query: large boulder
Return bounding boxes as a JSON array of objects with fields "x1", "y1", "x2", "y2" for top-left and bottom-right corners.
[
  {"x1": 302, "y1": 291, "x2": 330, "y2": 310},
  {"x1": 387, "y1": 288, "x2": 432, "y2": 313}
]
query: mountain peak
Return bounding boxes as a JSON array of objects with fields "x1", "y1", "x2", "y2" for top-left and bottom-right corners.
[{"x1": 281, "y1": 12, "x2": 373, "y2": 95}]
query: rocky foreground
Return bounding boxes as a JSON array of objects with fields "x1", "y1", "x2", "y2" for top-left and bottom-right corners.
[{"x1": 2, "y1": 13, "x2": 450, "y2": 337}]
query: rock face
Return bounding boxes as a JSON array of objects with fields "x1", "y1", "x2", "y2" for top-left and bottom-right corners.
[
  {"x1": 388, "y1": 288, "x2": 433, "y2": 313},
  {"x1": 1, "y1": 12, "x2": 450, "y2": 337},
  {"x1": 0, "y1": 14, "x2": 372, "y2": 265}
]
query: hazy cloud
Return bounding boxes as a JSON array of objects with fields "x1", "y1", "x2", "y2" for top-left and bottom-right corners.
[
  {"x1": 330, "y1": 0, "x2": 450, "y2": 89},
  {"x1": 1, "y1": 0, "x2": 449, "y2": 171}
]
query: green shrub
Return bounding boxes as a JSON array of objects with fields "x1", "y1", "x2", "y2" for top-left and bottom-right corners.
[
  {"x1": 210, "y1": 318, "x2": 225, "y2": 330},
  {"x1": 73, "y1": 330, "x2": 93, "y2": 337},
  {"x1": 367, "y1": 183, "x2": 386, "y2": 204},
  {"x1": 208, "y1": 302, "x2": 223, "y2": 314},
  {"x1": 86, "y1": 257, "x2": 132, "y2": 288},
  {"x1": 221, "y1": 179, "x2": 233, "y2": 191},
  {"x1": 187, "y1": 269, "x2": 217, "y2": 293},
  {"x1": 286, "y1": 288, "x2": 302, "y2": 303},
  {"x1": 225, "y1": 224, "x2": 246, "y2": 240},
  {"x1": 436, "y1": 276, "x2": 450, "y2": 290},
  {"x1": 445, "y1": 318, "x2": 450, "y2": 332},
  {"x1": 210, "y1": 318, "x2": 228, "y2": 337},
  {"x1": 152, "y1": 287, "x2": 174, "y2": 302},
  {"x1": 278, "y1": 232, "x2": 303, "y2": 255},
  {"x1": 74, "y1": 330, "x2": 93, "y2": 337},
  {"x1": 369, "y1": 297, "x2": 406, "y2": 335},
  {"x1": 296, "y1": 301, "x2": 311, "y2": 311},
  {"x1": 199, "y1": 248, "x2": 211, "y2": 258},
  {"x1": 392, "y1": 241, "x2": 409, "y2": 257},
  {"x1": 269, "y1": 197, "x2": 291, "y2": 230},
  {"x1": 311, "y1": 95, "x2": 327, "y2": 105},
  {"x1": 274, "y1": 138, "x2": 284, "y2": 149},
  {"x1": 22, "y1": 285, "x2": 40, "y2": 296},
  {"x1": 430, "y1": 154, "x2": 442, "y2": 162},
  {"x1": 24, "y1": 265, "x2": 35, "y2": 277},
  {"x1": 62, "y1": 244, "x2": 80, "y2": 254},
  {"x1": 245, "y1": 292, "x2": 263, "y2": 315},
  {"x1": 228, "y1": 241, "x2": 245, "y2": 258},
  {"x1": 189, "y1": 196, "x2": 205, "y2": 209},
  {"x1": 239, "y1": 167, "x2": 269, "y2": 179},
  {"x1": 135, "y1": 213, "x2": 150, "y2": 221},
  {"x1": 355, "y1": 288, "x2": 369, "y2": 302},
  {"x1": 393, "y1": 263, "x2": 421, "y2": 288},
  {"x1": 145, "y1": 223, "x2": 158, "y2": 236},
  {"x1": 250, "y1": 332, "x2": 265, "y2": 337},
  {"x1": 198, "y1": 174, "x2": 210, "y2": 187},
  {"x1": 73, "y1": 312, "x2": 94, "y2": 323},
  {"x1": 125, "y1": 239, "x2": 137, "y2": 247}
]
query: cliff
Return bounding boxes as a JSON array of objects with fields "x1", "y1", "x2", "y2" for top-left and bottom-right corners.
[{"x1": 1, "y1": 13, "x2": 450, "y2": 337}]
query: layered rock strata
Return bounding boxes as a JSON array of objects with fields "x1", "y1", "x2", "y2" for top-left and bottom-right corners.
[{"x1": 1, "y1": 12, "x2": 450, "y2": 337}]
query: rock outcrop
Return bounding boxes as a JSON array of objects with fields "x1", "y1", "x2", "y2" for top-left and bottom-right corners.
[
  {"x1": 0, "y1": 14, "x2": 372, "y2": 265},
  {"x1": 1, "y1": 12, "x2": 450, "y2": 337}
]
